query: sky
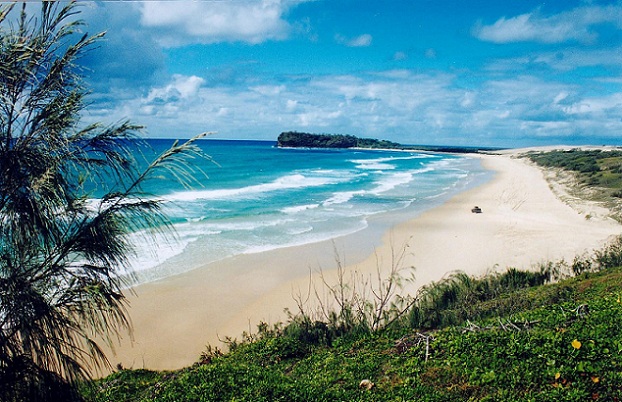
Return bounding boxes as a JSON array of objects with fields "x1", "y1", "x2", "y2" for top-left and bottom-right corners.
[{"x1": 69, "y1": 0, "x2": 622, "y2": 147}]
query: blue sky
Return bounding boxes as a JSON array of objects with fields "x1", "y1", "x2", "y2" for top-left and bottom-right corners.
[{"x1": 75, "y1": 0, "x2": 622, "y2": 147}]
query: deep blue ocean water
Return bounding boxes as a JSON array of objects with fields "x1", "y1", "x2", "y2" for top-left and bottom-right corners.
[{"x1": 125, "y1": 139, "x2": 492, "y2": 284}]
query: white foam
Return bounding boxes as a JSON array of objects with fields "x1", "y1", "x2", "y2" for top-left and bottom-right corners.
[
  {"x1": 355, "y1": 161, "x2": 396, "y2": 170},
  {"x1": 286, "y1": 225, "x2": 314, "y2": 235},
  {"x1": 323, "y1": 190, "x2": 365, "y2": 206},
  {"x1": 369, "y1": 166, "x2": 436, "y2": 195},
  {"x1": 123, "y1": 233, "x2": 189, "y2": 274},
  {"x1": 203, "y1": 217, "x2": 294, "y2": 232},
  {"x1": 350, "y1": 154, "x2": 429, "y2": 165},
  {"x1": 350, "y1": 153, "x2": 439, "y2": 170},
  {"x1": 164, "y1": 173, "x2": 343, "y2": 202}
]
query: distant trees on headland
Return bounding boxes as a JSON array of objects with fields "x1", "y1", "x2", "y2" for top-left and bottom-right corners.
[{"x1": 277, "y1": 131, "x2": 404, "y2": 150}]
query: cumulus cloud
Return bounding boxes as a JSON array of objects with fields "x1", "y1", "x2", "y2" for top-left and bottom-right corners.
[
  {"x1": 146, "y1": 75, "x2": 204, "y2": 102},
  {"x1": 474, "y1": 5, "x2": 622, "y2": 44},
  {"x1": 140, "y1": 75, "x2": 205, "y2": 117},
  {"x1": 286, "y1": 99, "x2": 299, "y2": 111},
  {"x1": 562, "y1": 93, "x2": 622, "y2": 116},
  {"x1": 83, "y1": 67, "x2": 622, "y2": 146},
  {"x1": 335, "y1": 33, "x2": 373, "y2": 47},
  {"x1": 138, "y1": 0, "x2": 309, "y2": 46}
]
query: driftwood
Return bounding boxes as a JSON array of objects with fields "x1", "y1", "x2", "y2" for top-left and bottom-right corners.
[
  {"x1": 395, "y1": 332, "x2": 434, "y2": 361},
  {"x1": 461, "y1": 303, "x2": 590, "y2": 334},
  {"x1": 392, "y1": 304, "x2": 590, "y2": 365},
  {"x1": 461, "y1": 318, "x2": 541, "y2": 333}
]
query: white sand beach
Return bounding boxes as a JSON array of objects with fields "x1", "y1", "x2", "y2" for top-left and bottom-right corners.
[{"x1": 105, "y1": 149, "x2": 621, "y2": 372}]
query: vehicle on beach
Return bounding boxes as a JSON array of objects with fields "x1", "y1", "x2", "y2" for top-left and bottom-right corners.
[{"x1": 471, "y1": 206, "x2": 482, "y2": 213}]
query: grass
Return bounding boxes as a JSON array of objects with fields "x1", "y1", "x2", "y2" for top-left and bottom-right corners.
[{"x1": 81, "y1": 247, "x2": 622, "y2": 401}]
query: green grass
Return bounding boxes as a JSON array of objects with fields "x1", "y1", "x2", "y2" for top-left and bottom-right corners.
[{"x1": 82, "y1": 265, "x2": 622, "y2": 401}]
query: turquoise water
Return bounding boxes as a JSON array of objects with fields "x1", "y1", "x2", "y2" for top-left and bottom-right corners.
[{"x1": 127, "y1": 139, "x2": 491, "y2": 283}]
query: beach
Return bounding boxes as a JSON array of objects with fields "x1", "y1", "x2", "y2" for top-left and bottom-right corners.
[{"x1": 106, "y1": 150, "x2": 621, "y2": 372}]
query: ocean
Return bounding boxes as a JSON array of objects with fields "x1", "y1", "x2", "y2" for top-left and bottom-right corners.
[{"x1": 125, "y1": 139, "x2": 492, "y2": 284}]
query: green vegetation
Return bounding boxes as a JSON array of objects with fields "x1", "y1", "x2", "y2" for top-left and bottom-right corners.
[
  {"x1": 277, "y1": 132, "x2": 403, "y2": 150},
  {"x1": 525, "y1": 148, "x2": 622, "y2": 222},
  {"x1": 0, "y1": 3, "x2": 209, "y2": 400},
  {"x1": 276, "y1": 131, "x2": 504, "y2": 154},
  {"x1": 82, "y1": 237, "x2": 622, "y2": 401},
  {"x1": 526, "y1": 149, "x2": 622, "y2": 194}
]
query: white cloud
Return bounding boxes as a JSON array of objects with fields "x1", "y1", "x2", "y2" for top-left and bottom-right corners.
[
  {"x1": 335, "y1": 33, "x2": 373, "y2": 47},
  {"x1": 296, "y1": 110, "x2": 344, "y2": 127},
  {"x1": 139, "y1": 0, "x2": 309, "y2": 45},
  {"x1": 563, "y1": 93, "x2": 622, "y2": 116},
  {"x1": 460, "y1": 92, "x2": 476, "y2": 108},
  {"x1": 145, "y1": 75, "x2": 204, "y2": 103},
  {"x1": 474, "y1": 5, "x2": 622, "y2": 44},
  {"x1": 286, "y1": 99, "x2": 299, "y2": 111},
  {"x1": 553, "y1": 91, "x2": 569, "y2": 105},
  {"x1": 140, "y1": 75, "x2": 205, "y2": 117},
  {"x1": 251, "y1": 85, "x2": 286, "y2": 96},
  {"x1": 482, "y1": 45, "x2": 622, "y2": 76},
  {"x1": 533, "y1": 47, "x2": 622, "y2": 70},
  {"x1": 474, "y1": 13, "x2": 582, "y2": 44},
  {"x1": 85, "y1": 68, "x2": 622, "y2": 147}
]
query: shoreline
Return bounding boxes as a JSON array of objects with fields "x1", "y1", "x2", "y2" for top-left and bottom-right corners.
[{"x1": 105, "y1": 150, "x2": 621, "y2": 373}]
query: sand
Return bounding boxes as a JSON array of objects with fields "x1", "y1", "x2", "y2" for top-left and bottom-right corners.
[{"x1": 104, "y1": 150, "x2": 621, "y2": 373}]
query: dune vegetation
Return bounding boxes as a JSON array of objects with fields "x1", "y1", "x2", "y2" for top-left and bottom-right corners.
[
  {"x1": 525, "y1": 149, "x2": 622, "y2": 220},
  {"x1": 82, "y1": 234, "x2": 622, "y2": 401}
]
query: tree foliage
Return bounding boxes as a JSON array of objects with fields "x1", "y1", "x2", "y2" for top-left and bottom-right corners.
[
  {"x1": 277, "y1": 131, "x2": 403, "y2": 149},
  {"x1": 0, "y1": 2, "x2": 210, "y2": 400}
]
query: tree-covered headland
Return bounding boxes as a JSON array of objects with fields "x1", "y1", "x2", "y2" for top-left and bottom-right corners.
[
  {"x1": 277, "y1": 131, "x2": 404, "y2": 149},
  {"x1": 277, "y1": 131, "x2": 505, "y2": 154}
]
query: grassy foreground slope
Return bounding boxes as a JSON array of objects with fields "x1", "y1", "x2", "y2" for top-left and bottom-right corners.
[{"x1": 83, "y1": 258, "x2": 622, "y2": 401}]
